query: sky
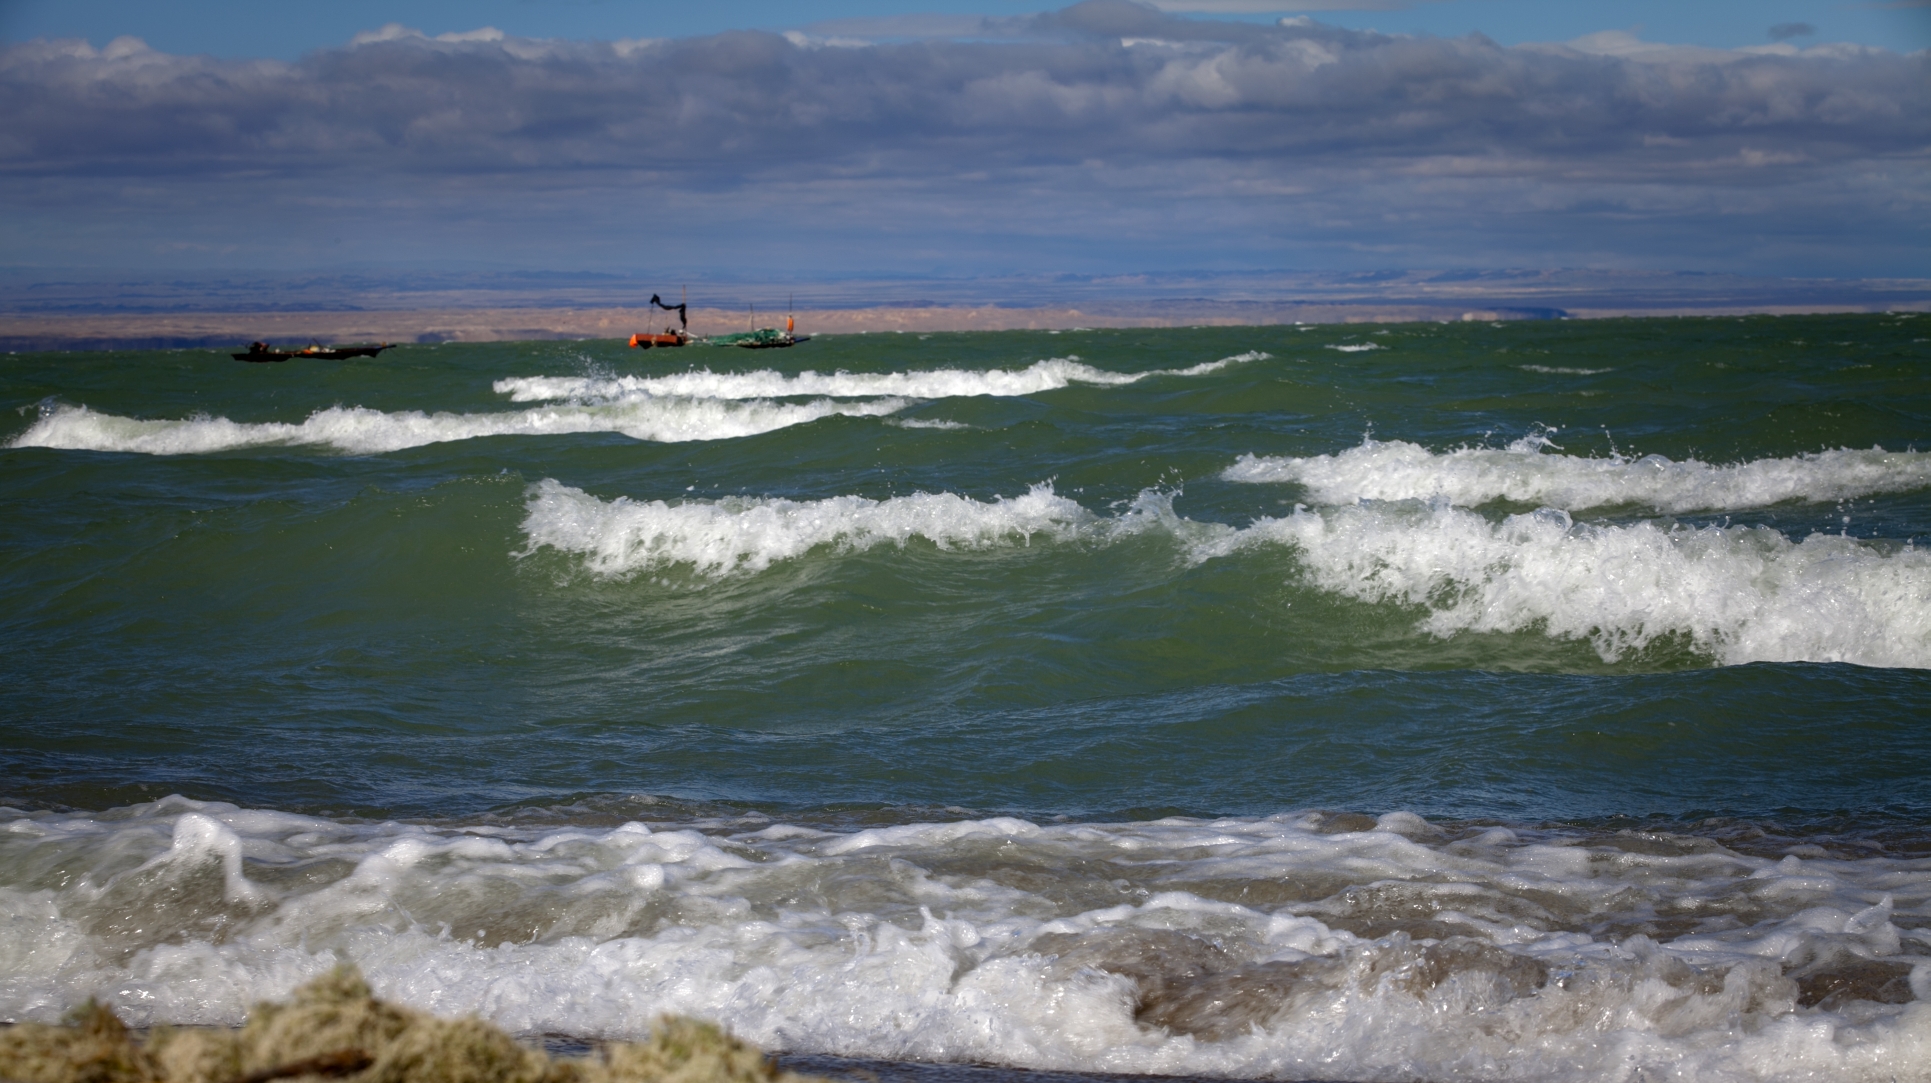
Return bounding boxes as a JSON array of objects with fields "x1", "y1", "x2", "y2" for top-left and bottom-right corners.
[
  {"x1": 4, "y1": 0, "x2": 1928, "y2": 59},
  {"x1": 1, "y1": 0, "x2": 1927, "y2": 282}
]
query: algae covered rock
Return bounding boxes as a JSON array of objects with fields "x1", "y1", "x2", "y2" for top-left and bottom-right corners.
[
  {"x1": 1, "y1": 967, "x2": 827, "y2": 1083},
  {"x1": 0, "y1": 999, "x2": 162, "y2": 1083},
  {"x1": 595, "y1": 1018, "x2": 801, "y2": 1083}
]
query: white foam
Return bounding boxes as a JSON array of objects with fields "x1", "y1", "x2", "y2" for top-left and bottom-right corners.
[
  {"x1": 1325, "y1": 343, "x2": 1381, "y2": 353},
  {"x1": 521, "y1": 480, "x2": 1104, "y2": 578},
  {"x1": 8, "y1": 397, "x2": 909, "y2": 456},
  {"x1": 1204, "y1": 501, "x2": 1931, "y2": 667},
  {"x1": 524, "y1": 478, "x2": 1931, "y2": 667},
  {"x1": 1520, "y1": 365, "x2": 1614, "y2": 374},
  {"x1": 491, "y1": 353, "x2": 1265, "y2": 403},
  {"x1": 519, "y1": 482, "x2": 1223, "y2": 579},
  {"x1": 4, "y1": 798, "x2": 1928, "y2": 1083},
  {"x1": 888, "y1": 418, "x2": 971, "y2": 430},
  {"x1": 1224, "y1": 436, "x2": 1931, "y2": 514}
]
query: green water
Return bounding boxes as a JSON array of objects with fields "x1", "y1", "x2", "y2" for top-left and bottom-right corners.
[{"x1": 2, "y1": 314, "x2": 1928, "y2": 820}]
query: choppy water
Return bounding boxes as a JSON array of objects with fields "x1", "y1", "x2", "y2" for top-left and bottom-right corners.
[{"x1": 3, "y1": 314, "x2": 1929, "y2": 1082}]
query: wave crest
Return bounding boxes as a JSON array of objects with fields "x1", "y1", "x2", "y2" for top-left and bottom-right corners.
[
  {"x1": 522, "y1": 479, "x2": 1930, "y2": 668},
  {"x1": 1224, "y1": 437, "x2": 1931, "y2": 513},
  {"x1": 1208, "y1": 502, "x2": 1931, "y2": 668},
  {"x1": 8, "y1": 398, "x2": 907, "y2": 455},
  {"x1": 521, "y1": 480, "x2": 1102, "y2": 578},
  {"x1": 493, "y1": 353, "x2": 1265, "y2": 403}
]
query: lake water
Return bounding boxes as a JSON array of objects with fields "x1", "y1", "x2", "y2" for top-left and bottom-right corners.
[{"x1": 3, "y1": 314, "x2": 1929, "y2": 1082}]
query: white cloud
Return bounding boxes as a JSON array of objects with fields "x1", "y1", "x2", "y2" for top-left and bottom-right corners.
[
  {"x1": 0, "y1": 2, "x2": 1923, "y2": 275},
  {"x1": 436, "y1": 27, "x2": 505, "y2": 44},
  {"x1": 349, "y1": 23, "x2": 421, "y2": 46},
  {"x1": 781, "y1": 30, "x2": 874, "y2": 49},
  {"x1": 349, "y1": 24, "x2": 506, "y2": 47},
  {"x1": 798, "y1": 14, "x2": 1032, "y2": 41}
]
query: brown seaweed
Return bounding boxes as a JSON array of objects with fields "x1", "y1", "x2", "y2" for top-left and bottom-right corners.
[{"x1": 0, "y1": 967, "x2": 824, "y2": 1083}]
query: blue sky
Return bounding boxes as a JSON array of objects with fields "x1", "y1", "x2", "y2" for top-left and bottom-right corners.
[
  {"x1": 1, "y1": 1, "x2": 1926, "y2": 283},
  {"x1": 4, "y1": 0, "x2": 1927, "y2": 57}
]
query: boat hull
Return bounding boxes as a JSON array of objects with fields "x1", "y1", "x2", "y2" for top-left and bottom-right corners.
[
  {"x1": 232, "y1": 344, "x2": 391, "y2": 362},
  {"x1": 703, "y1": 329, "x2": 808, "y2": 349}
]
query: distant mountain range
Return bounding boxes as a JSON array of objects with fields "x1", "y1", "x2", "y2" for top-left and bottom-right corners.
[{"x1": 3, "y1": 270, "x2": 1926, "y2": 352}]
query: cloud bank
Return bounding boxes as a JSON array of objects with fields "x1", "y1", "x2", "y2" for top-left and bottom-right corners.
[{"x1": 1, "y1": 0, "x2": 1925, "y2": 276}]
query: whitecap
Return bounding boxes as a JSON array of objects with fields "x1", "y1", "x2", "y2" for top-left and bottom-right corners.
[
  {"x1": 8, "y1": 397, "x2": 909, "y2": 455},
  {"x1": 520, "y1": 480, "x2": 1101, "y2": 578},
  {"x1": 889, "y1": 418, "x2": 971, "y2": 430},
  {"x1": 1223, "y1": 436, "x2": 1931, "y2": 514},
  {"x1": 522, "y1": 479, "x2": 1931, "y2": 669},
  {"x1": 1202, "y1": 501, "x2": 1931, "y2": 668},
  {"x1": 491, "y1": 352, "x2": 1265, "y2": 403}
]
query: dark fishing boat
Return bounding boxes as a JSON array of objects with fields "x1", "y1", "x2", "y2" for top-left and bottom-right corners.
[{"x1": 233, "y1": 342, "x2": 393, "y2": 363}]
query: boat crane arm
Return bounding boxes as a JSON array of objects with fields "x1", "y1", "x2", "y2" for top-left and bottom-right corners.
[{"x1": 649, "y1": 294, "x2": 688, "y2": 329}]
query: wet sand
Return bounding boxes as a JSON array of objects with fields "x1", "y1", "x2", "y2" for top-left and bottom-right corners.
[{"x1": 781, "y1": 1055, "x2": 1265, "y2": 1083}]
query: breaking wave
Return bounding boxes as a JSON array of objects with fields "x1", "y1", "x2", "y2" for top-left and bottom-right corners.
[
  {"x1": 1199, "y1": 502, "x2": 1931, "y2": 668},
  {"x1": 1223, "y1": 436, "x2": 1931, "y2": 514},
  {"x1": 520, "y1": 479, "x2": 1105, "y2": 578},
  {"x1": 524, "y1": 481, "x2": 1930, "y2": 668},
  {"x1": 3, "y1": 798, "x2": 1928, "y2": 1083},
  {"x1": 8, "y1": 398, "x2": 909, "y2": 455},
  {"x1": 492, "y1": 353, "x2": 1265, "y2": 403}
]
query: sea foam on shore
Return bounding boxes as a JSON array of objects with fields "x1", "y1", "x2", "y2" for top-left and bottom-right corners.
[{"x1": 4, "y1": 799, "x2": 1928, "y2": 1083}]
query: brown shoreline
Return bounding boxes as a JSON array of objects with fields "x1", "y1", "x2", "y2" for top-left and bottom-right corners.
[{"x1": 2, "y1": 298, "x2": 1927, "y2": 354}]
